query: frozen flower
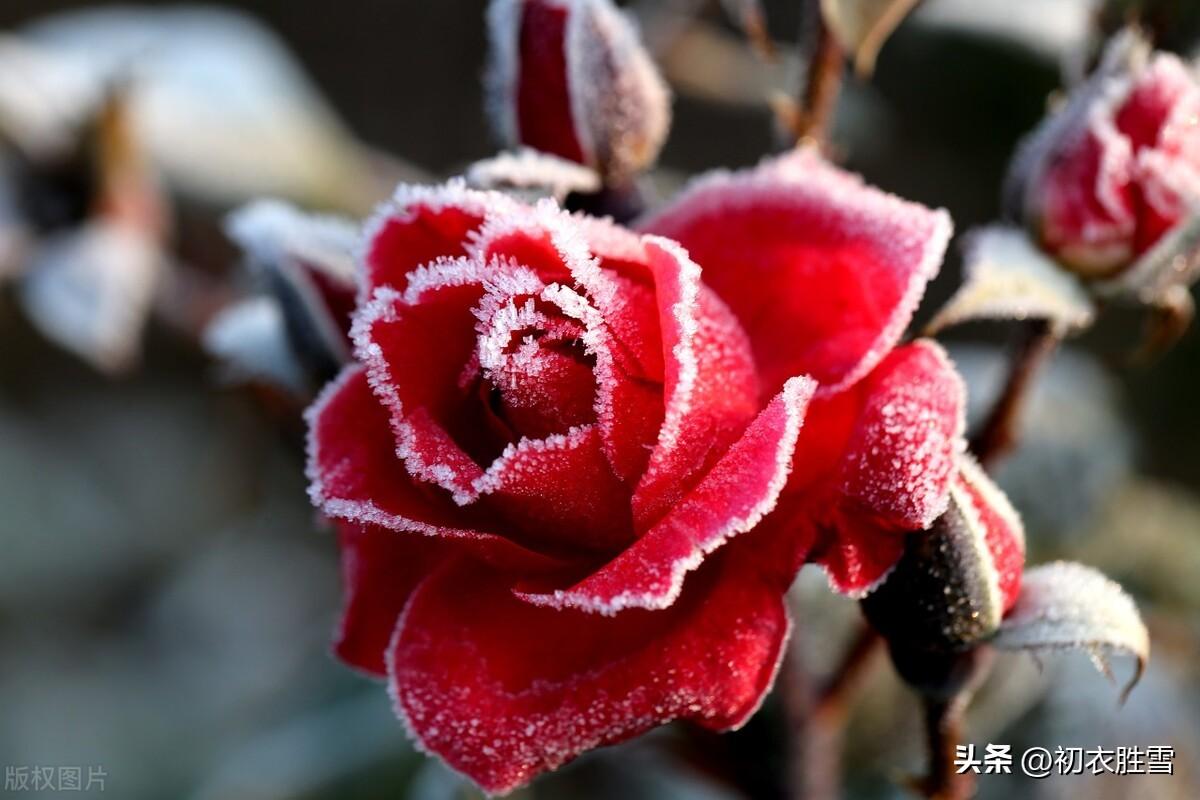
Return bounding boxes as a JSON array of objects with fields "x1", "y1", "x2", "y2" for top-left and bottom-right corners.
[{"x1": 306, "y1": 149, "x2": 962, "y2": 792}]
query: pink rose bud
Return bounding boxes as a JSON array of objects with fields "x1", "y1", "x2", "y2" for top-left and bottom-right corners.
[
  {"x1": 486, "y1": 0, "x2": 671, "y2": 183},
  {"x1": 1008, "y1": 33, "x2": 1200, "y2": 278}
]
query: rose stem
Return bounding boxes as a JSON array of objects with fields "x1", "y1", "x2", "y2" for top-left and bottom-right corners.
[
  {"x1": 969, "y1": 318, "x2": 1060, "y2": 469},
  {"x1": 783, "y1": 625, "x2": 882, "y2": 800},
  {"x1": 794, "y1": 0, "x2": 844, "y2": 147},
  {"x1": 920, "y1": 695, "x2": 975, "y2": 800}
]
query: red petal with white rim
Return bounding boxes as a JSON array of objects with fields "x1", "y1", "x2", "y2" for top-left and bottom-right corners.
[
  {"x1": 474, "y1": 425, "x2": 636, "y2": 557},
  {"x1": 306, "y1": 366, "x2": 556, "y2": 571},
  {"x1": 954, "y1": 455, "x2": 1026, "y2": 614},
  {"x1": 632, "y1": 237, "x2": 761, "y2": 529},
  {"x1": 333, "y1": 521, "x2": 444, "y2": 678},
  {"x1": 388, "y1": 551, "x2": 790, "y2": 795},
  {"x1": 516, "y1": 0, "x2": 586, "y2": 164},
  {"x1": 639, "y1": 148, "x2": 951, "y2": 396},
  {"x1": 353, "y1": 271, "x2": 493, "y2": 501},
  {"x1": 519, "y1": 376, "x2": 815, "y2": 613},
  {"x1": 363, "y1": 184, "x2": 517, "y2": 295},
  {"x1": 837, "y1": 340, "x2": 965, "y2": 530}
]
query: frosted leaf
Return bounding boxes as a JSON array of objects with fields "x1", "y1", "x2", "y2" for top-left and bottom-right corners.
[
  {"x1": 993, "y1": 561, "x2": 1149, "y2": 702},
  {"x1": 913, "y1": 0, "x2": 1092, "y2": 61},
  {"x1": 227, "y1": 200, "x2": 359, "y2": 287},
  {"x1": 0, "y1": 35, "x2": 98, "y2": 160},
  {"x1": 22, "y1": 7, "x2": 377, "y2": 208},
  {"x1": 925, "y1": 226, "x2": 1096, "y2": 336},
  {"x1": 226, "y1": 200, "x2": 359, "y2": 377},
  {"x1": 819, "y1": 0, "x2": 920, "y2": 75},
  {"x1": 202, "y1": 297, "x2": 308, "y2": 394},
  {"x1": 465, "y1": 148, "x2": 601, "y2": 201},
  {"x1": 18, "y1": 222, "x2": 162, "y2": 373}
]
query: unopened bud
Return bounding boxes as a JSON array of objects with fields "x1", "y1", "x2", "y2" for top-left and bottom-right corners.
[{"x1": 486, "y1": 0, "x2": 671, "y2": 183}]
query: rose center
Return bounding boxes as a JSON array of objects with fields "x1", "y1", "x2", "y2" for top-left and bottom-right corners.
[{"x1": 476, "y1": 296, "x2": 598, "y2": 441}]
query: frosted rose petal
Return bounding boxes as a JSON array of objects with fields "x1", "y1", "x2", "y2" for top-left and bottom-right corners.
[
  {"x1": 388, "y1": 553, "x2": 789, "y2": 795},
  {"x1": 640, "y1": 148, "x2": 951, "y2": 395},
  {"x1": 838, "y1": 340, "x2": 965, "y2": 530},
  {"x1": 333, "y1": 521, "x2": 444, "y2": 677},
  {"x1": 521, "y1": 376, "x2": 815, "y2": 613},
  {"x1": 306, "y1": 366, "x2": 556, "y2": 570}
]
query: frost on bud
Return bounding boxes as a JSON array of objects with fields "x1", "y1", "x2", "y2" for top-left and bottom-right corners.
[
  {"x1": 213, "y1": 200, "x2": 358, "y2": 392},
  {"x1": 862, "y1": 455, "x2": 1025, "y2": 693},
  {"x1": 1006, "y1": 30, "x2": 1200, "y2": 287},
  {"x1": 485, "y1": 0, "x2": 671, "y2": 184}
]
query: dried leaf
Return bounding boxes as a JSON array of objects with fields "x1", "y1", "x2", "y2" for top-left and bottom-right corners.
[
  {"x1": 993, "y1": 561, "x2": 1149, "y2": 702},
  {"x1": 925, "y1": 226, "x2": 1096, "y2": 336},
  {"x1": 819, "y1": 0, "x2": 920, "y2": 75}
]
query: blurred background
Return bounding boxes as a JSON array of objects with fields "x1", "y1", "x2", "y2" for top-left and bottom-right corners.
[{"x1": 0, "y1": 1, "x2": 1197, "y2": 798}]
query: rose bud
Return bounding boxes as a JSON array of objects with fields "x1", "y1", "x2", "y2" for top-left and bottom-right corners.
[
  {"x1": 309, "y1": 149, "x2": 964, "y2": 793},
  {"x1": 485, "y1": 0, "x2": 671, "y2": 184},
  {"x1": 862, "y1": 454, "x2": 1025, "y2": 696},
  {"x1": 1007, "y1": 31, "x2": 1200, "y2": 281}
]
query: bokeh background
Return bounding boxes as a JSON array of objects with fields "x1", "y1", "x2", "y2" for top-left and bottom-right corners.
[{"x1": 0, "y1": 1, "x2": 1197, "y2": 798}]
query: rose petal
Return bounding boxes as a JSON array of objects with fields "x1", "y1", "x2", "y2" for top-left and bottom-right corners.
[
  {"x1": 640, "y1": 148, "x2": 951, "y2": 395},
  {"x1": 1036, "y1": 112, "x2": 1137, "y2": 275},
  {"x1": 363, "y1": 182, "x2": 517, "y2": 295},
  {"x1": 306, "y1": 365, "x2": 556, "y2": 570},
  {"x1": 955, "y1": 454, "x2": 1025, "y2": 613},
  {"x1": 473, "y1": 425, "x2": 636, "y2": 556},
  {"x1": 632, "y1": 237, "x2": 761, "y2": 529},
  {"x1": 521, "y1": 376, "x2": 815, "y2": 613},
  {"x1": 333, "y1": 521, "x2": 444, "y2": 678},
  {"x1": 389, "y1": 552, "x2": 790, "y2": 795},
  {"x1": 810, "y1": 505, "x2": 908, "y2": 597},
  {"x1": 353, "y1": 268, "x2": 497, "y2": 500},
  {"x1": 837, "y1": 340, "x2": 965, "y2": 530}
]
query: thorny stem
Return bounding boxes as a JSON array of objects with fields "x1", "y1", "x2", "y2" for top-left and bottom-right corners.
[
  {"x1": 783, "y1": 626, "x2": 883, "y2": 800},
  {"x1": 794, "y1": 0, "x2": 844, "y2": 147},
  {"x1": 969, "y1": 319, "x2": 1060, "y2": 469}
]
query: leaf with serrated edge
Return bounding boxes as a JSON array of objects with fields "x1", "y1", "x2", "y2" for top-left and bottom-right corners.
[
  {"x1": 925, "y1": 226, "x2": 1095, "y2": 336},
  {"x1": 819, "y1": 0, "x2": 920, "y2": 75},
  {"x1": 993, "y1": 561, "x2": 1149, "y2": 702}
]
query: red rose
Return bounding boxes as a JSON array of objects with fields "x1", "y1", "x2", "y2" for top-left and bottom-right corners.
[
  {"x1": 486, "y1": 0, "x2": 670, "y2": 181},
  {"x1": 307, "y1": 150, "x2": 965, "y2": 793},
  {"x1": 1009, "y1": 34, "x2": 1200, "y2": 278}
]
